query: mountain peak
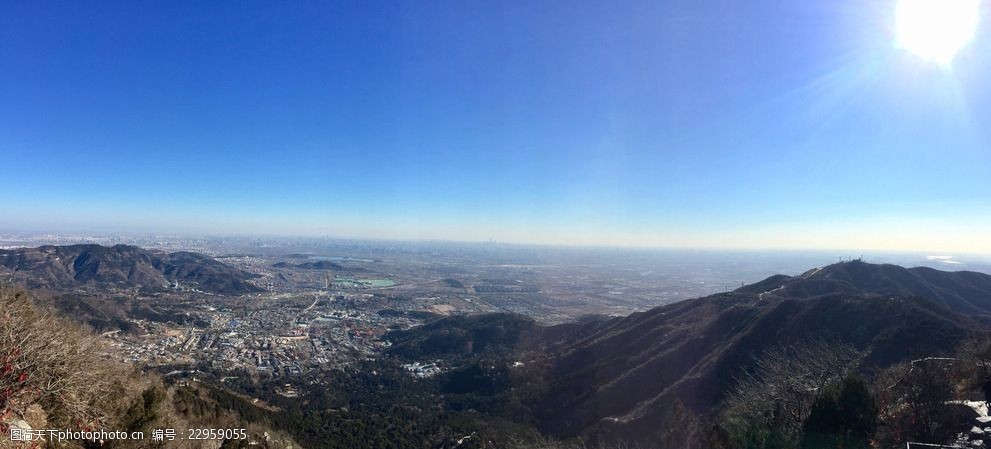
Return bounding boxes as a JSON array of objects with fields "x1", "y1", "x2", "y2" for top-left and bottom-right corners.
[
  {"x1": 0, "y1": 244, "x2": 263, "y2": 295},
  {"x1": 747, "y1": 260, "x2": 991, "y2": 315}
]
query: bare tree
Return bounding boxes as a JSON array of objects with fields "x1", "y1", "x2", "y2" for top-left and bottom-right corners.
[
  {"x1": 0, "y1": 284, "x2": 115, "y2": 431},
  {"x1": 955, "y1": 336, "x2": 991, "y2": 391},
  {"x1": 873, "y1": 357, "x2": 969, "y2": 446},
  {"x1": 722, "y1": 341, "x2": 863, "y2": 444}
]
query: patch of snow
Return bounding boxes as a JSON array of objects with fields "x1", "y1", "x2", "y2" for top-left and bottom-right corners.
[
  {"x1": 953, "y1": 400, "x2": 991, "y2": 422},
  {"x1": 758, "y1": 285, "x2": 785, "y2": 301}
]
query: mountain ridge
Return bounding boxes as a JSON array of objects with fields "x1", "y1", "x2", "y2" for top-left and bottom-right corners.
[
  {"x1": 738, "y1": 260, "x2": 991, "y2": 315},
  {"x1": 537, "y1": 261, "x2": 991, "y2": 443},
  {"x1": 0, "y1": 244, "x2": 263, "y2": 295},
  {"x1": 387, "y1": 260, "x2": 991, "y2": 446}
]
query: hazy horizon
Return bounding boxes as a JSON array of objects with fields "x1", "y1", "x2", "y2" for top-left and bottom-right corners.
[{"x1": 3, "y1": 226, "x2": 991, "y2": 258}]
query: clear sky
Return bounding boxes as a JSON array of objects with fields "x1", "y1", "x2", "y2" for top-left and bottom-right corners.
[{"x1": 2, "y1": 1, "x2": 990, "y2": 252}]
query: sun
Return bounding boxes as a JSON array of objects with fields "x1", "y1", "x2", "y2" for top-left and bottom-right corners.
[{"x1": 895, "y1": 0, "x2": 980, "y2": 66}]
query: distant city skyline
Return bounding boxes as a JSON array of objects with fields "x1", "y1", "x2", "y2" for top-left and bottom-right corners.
[{"x1": 3, "y1": 1, "x2": 990, "y2": 253}]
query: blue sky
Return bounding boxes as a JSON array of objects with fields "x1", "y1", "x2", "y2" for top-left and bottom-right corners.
[{"x1": 2, "y1": 1, "x2": 990, "y2": 252}]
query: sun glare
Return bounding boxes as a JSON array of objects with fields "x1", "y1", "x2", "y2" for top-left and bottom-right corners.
[{"x1": 896, "y1": 0, "x2": 980, "y2": 66}]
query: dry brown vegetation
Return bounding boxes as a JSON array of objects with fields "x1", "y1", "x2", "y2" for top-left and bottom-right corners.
[
  {"x1": 0, "y1": 284, "x2": 117, "y2": 434},
  {"x1": 0, "y1": 284, "x2": 296, "y2": 449},
  {"x1": 723, "y1": 341, "x2": 863, "y2": 439}
]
